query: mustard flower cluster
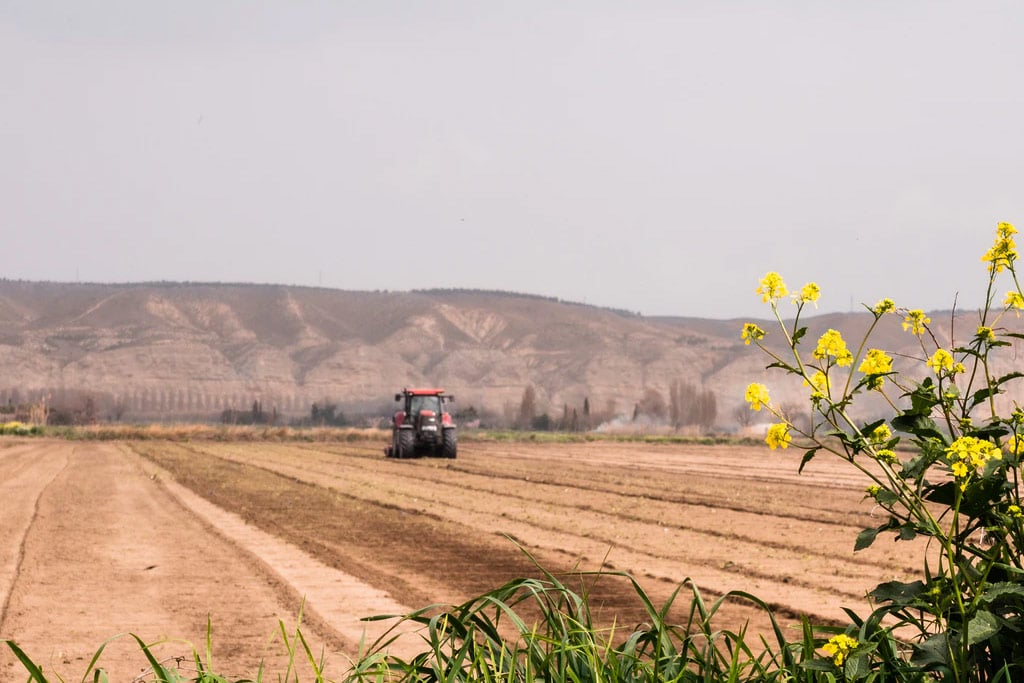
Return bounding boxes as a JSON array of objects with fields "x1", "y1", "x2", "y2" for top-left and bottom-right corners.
[
  {"x1": 757, "y1": 272, "x2": 788, "y2": 303},
  {"x1": 813, "y1": 329, "x2": 853, "y2": 367},
  {"x1": 865, "y1": 484, "x2": 881, "y2": 498},
  {"x1": 745, "y1": 383, "x2": 771, "y2": 412},
  {"x1": 857, "y1": 348, "x2": 893, "y2": 389},
  {"x1": 765, "y1": 422, "x2": 791, "y2": 450},
  {"x1": 976, "y1": 326, "x2": 996, "y2": 344},
  {"x1": 1007, "y1": 434, "x2": 1024, "y2": 456},
  {"x1": 797, "y1": 282, "x2": 820, "y2": 305},
  {"x1": 927, "y1": 349, "x2": 955, "y2": 374},
  {"x1": 741, "y1": 322, "x2": 765, "y2": 345},
  {"x1": 1005, "y1": 290, "x2": 1024, "y2": 312},
  {"x1": 982, "y1": 221, "x2": 1017, "y2": 273},
  {"x1": 946, "y1": 436, "x2": 1002, "y2": 490},
  {"x1": 823, "y1": 634, "x2": 859, "y2": 666},
  {"x1": 804, "y1": 370, "x2": 829, "y2": 400},
  {"x1": 1008, "y1": 504, "x2": 1024, "y2": 520},
  {"x1": 903, "y1": 310, "x2": 931, "y2": 336},
  {"x1": 874, "y1": 449, "x2": 898, "y2": 465},
  {"x1": 872, "y1": 298, "x2": 896, "y2": 315},
  {"x1": 870, "y1": 424, "x2": 891, "y2": 444}
]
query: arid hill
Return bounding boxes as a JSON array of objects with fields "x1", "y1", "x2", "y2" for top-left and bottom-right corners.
[{"x1": 0, "y1": 281, "x2": 1019, "y2": 429}]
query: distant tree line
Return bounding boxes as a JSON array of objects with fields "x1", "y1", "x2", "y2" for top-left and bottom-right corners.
[{"x1": 508, "y1": 380, "x2": 718, "y2": 433}]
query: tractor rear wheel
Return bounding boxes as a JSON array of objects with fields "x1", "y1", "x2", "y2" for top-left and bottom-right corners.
[
  {"x1": 442, "y1": 428, "x2": 457, "y2": 459},
  {"x1": 397, "y1": 429, "x2": 414, "y2": 458}
]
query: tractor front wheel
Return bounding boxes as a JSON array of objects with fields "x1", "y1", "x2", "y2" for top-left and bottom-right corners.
[{"x1": 442, "y1": 428, "x2": 457, "y2": 459}]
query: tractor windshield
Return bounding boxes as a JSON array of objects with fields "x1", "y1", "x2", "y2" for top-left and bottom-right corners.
[{"x1": 410, "y1": 395, "x2": 441, "y2": 415}]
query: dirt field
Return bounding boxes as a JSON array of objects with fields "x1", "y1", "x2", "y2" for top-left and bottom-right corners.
[{"x1": 0, "y1": 437, "x2": 925, "y2": 680}]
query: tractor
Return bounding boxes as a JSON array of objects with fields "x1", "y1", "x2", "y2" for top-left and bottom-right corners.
[{"x1": 384, "y1": 387, "x2": 457, "y2": 459}]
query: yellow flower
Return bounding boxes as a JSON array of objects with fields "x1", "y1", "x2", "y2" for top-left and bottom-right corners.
[
  {"x1": 756, "y1": 272, "x2": 788, "y2": 303},
  {"x1": 927, "y1": 349, "x2": 954, "y2": 374},
  {"x1": 813, "y1": 329, "x2": 853, "y2": 367},
  {"x1": 982, "y1": 222, "x2": 1018, "y2": 273},
  {"x1": 870, "y1": 424, "x2": 892, "y2": 444},
  {"x1": 745, "y1": 383, "x2": 771, "y2": 412},
  {"x1": 797, "y1": 282, "x2": 820, "y2": 305},
  {"x1": 1005, "y1": 291, "x2": 1024, "y2": 314},
  {"x1": 857, "y1": 348, "x2": 892, "y2": 389},
  {"x1": 872, "y1": 298, "x2": 896, "y2": 315},
  {"x1": 1008, "y1": 504, "x2": 1023, "y2": 520},
  {"x1": 903, "y1": 310, "x2": 931, "y2": 335},
  {"x1": 823, "y1": 634, "x2": 858, "y2": 666},
  {"x1": 1006, "y1": 434, "x2": 1024, "y2": 456},
  {"x1": 874, "y1": 449, "x2": 898, "y2": 464},
  {"x1": 951, "y1": 460, "x2": 969, "y2": 479},
  {"x1": 804, "y1": 370, "x2": 829, "y2": 399},
  {"x1": 865, "y1": 484, "x2": 881, "y2": 498},
  {"x1": 977, "y1": 326, "x2": 996, "y2": 343},
  {"x1": 765, "y1": 422, "x2": 791, "y2": 450},
  {"x1": 946, "y1": 436, "x2": 1002, "y2": 490},
  {"x1": 741, "y1": 322, "x2": 766, "y2": 345}
]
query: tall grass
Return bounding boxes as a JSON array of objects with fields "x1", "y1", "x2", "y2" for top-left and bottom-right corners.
[
  {"x1": 347, "y1": 563, "x2": 808, "y2": 683},
  {"x1": 3, "y1": 613, "x2": 333, "y2": 683},
  {"x1": 5, "y1": 556, "x2": 885, "y2": 682}
]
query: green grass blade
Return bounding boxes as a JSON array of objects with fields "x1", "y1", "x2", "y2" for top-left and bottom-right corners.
[
  {"x1": 4, "y1": 640, "x2": 49, "y2": 682},
  {"x1": 77, "y1": 633, "x2": 124, "y2": 683}
]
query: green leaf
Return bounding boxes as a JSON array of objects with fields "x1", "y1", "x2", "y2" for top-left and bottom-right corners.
[
  {"x1": 967, "y1": 610, "x2": 1000, "y2": 645},
  {"x1": 995, "y1": 371, "x2": 1024, "y2": 385},
  {"x1": 898, "y1": 524, "x2": 917, "y2": 541},
  {"x1": 793, "y1": 326, "x2": 807, "y2": 344},
  {"x1": 912, "y1": 633, "x2": 949, "y2": 668},
  {"x1": 924, "y1": 481, "x2": 957, "y2": 506},
  {"x1": 4, "y1": 640, "x2": 48, "y2": 682},
  {"x1": 766, "y1": 360, "x2": 799, "y2": 373},
  {"x1": 855, "y1": 527, "x2": 880, "y2": 551},
  {"x1": 960, "y1": 476, "x2": 1006, "y2": 517},
  {"x1": 869, "y1": 579, "x2": 926, "y2": 606},
  {"x1": 970, "y1": 387, "x2": 998, "y2": 409},
  {"x1": 845, "y1": 651, "x2": 871, "y2": 680},
  {"x1": 875, "y1": 488, "x2": 899, "y2": 506},
  {"x1": 861, "y1": 419, "x2": 885, "y2": 435},
  {"x1": 891, "y1": 413, "x2": 946, "y2": 442},
  {"x1": 799, "y1": 447, "x2": 819, "y2": 474},
  {"x1": 981, "y1": 582, "x2": 1024, "y2": 604},
  {"x1": 970, "y1": 423, "x2": 1008, "y2": 441},
  {"x1": 799, "y1": 659, "x2": 835, "y2": 672}
]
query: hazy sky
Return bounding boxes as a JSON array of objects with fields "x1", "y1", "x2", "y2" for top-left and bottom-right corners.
[{"x1": 2, "y1": 2, "x2": 1021, "y2": 319}]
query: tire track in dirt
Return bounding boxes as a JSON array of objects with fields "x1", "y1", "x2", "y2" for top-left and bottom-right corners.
[
  {"x1": 142, "y1": 460, "x2": 423, "y2": 659},
  {"x1": 0, "y1": 442, "x2": 70, "y2": 632},
  {"x1": 0, "y1": 442, "x2": 350, "y2": 681}
]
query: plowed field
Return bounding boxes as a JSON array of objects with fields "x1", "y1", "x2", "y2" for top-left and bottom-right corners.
[{"x1": 0, "y1": 437, "x2": 924, "y2": 680}]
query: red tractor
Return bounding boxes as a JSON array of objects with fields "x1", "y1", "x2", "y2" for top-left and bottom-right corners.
[{"x1": 384, "y1": 387, "x2": 457, "y2": 459}]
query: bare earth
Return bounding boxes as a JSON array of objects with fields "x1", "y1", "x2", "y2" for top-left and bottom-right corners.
[{"x1": 0, "y1": 437, "x2": 925, "y2": 680}]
